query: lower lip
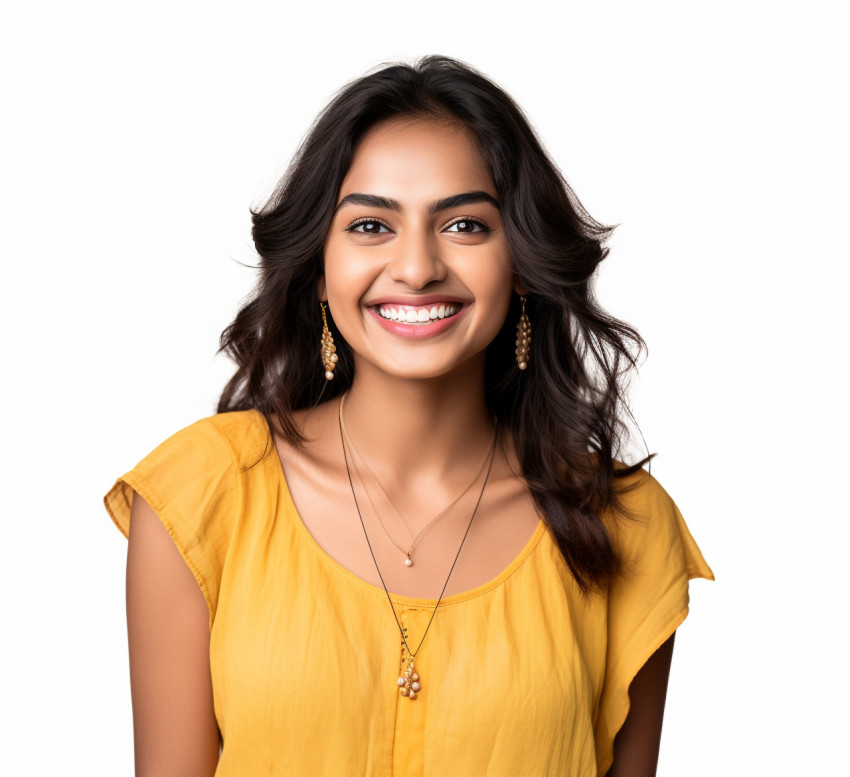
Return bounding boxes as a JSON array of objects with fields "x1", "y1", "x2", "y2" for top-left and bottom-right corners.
[{"x1": 367, "y1": 305, "x2": 469, "y2": 339}]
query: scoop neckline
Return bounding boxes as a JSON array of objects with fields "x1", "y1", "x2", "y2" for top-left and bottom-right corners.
[{"x1": 261, "y1": 410, "x2": 547, "y2": 609}]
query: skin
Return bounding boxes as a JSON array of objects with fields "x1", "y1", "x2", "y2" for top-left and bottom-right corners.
[
  {"x1": 125, "y1": 116, "x2": 674, "y2": 775},
  {"x1": 126, "y1": 493, "x2": 220, "y2": 777},
  {"x1": 607, "y1": 632, "x2": 676, "y2": 777}
]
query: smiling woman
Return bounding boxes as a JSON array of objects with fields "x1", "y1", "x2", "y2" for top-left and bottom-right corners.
[
  {"x1": 323, "y1": 119, "x2": 516, "y2": 370},
  {"x1": 104, "y1": 55, "x2": 713, "y2": 777}
]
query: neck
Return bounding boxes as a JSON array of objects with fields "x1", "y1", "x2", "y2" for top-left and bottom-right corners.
[{"x1": 340, "y1": 356, "x2": 496, "y2": 492}]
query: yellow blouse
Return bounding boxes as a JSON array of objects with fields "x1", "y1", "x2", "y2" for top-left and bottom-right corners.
[{"x1": 104, "y1": 409, "x2": 714, "y2": 777}]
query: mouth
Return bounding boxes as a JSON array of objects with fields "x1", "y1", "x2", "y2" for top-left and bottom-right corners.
[{"x1": 365, "y1": 300, "x2": 470, "y2": 339}]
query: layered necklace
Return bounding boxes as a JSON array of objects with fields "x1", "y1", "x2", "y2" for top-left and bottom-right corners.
[
  {"x1": 338, "y1": 392, "x2": 498, "y2": 700},
  {"x1": 339, "y1": 396, "x2": 496, "y2": 568}
]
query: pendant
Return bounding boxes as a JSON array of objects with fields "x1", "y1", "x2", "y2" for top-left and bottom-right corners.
[
  {"x1": 396, "y1": 655, "x2": 421, "y2": 700},
  {"x1": 404, "y1": 554, "x2": 413, "y2": 567}
]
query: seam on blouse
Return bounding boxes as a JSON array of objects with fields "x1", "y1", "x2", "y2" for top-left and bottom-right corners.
[
  {"x1": 205, "y1": 416, "x2": 245, "y2": 638},
  {"x1": 207, "y1": 415, "x2": 245, "y2": 534}
]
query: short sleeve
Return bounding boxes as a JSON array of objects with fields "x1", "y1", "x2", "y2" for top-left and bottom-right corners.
[
  {"x1": 594, "y1": 470, "x2": 714, "y2": 776},
  {"x1": 103, "y1": 415, "x2": 240, "y2": 632}
]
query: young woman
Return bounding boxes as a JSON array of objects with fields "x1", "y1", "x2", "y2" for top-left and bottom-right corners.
[{"x1": 105, "y1": 56, "x2": 713, "y2": 777}]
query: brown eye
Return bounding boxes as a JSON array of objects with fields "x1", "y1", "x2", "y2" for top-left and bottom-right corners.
[
  {"x1": 347, "y1": 219, "x2": 390, "y2": 234},
  {"x1": 445, "y1": 219, "x2": 489, "y2": 233}
]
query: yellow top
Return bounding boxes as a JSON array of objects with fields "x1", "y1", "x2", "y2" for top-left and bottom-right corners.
[{"x1": 104, "y1": 409, "x2": 714, "y2": 777}]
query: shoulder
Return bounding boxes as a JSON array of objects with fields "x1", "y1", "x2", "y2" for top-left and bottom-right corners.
[
  {"x1": 152, "y1": 409, "x2": 272, "y2": 472},
  {"x1": 116, "y1": 409, "x2": 272, "y2": 524},
  {"x1": 611, "y1": 462, "x2": 673, "y2": 507},
  {"x1": 604, "y1": 463, "x2": 714, "y2": 584},
  {"x1": 603, "y1": 464, "x2": 677, "y2": 531},
  {"x1": 601, "y1": 465, "x2": 682, "y2": 562}
]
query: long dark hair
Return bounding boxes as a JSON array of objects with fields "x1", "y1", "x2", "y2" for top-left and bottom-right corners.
[{"x1": 217, "y1": 55, "x2": 654, "y2": 594}]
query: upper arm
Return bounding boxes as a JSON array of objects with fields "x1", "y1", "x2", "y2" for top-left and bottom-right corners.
[
  {"x1": 605, "y1": 631, "x2": 676, "y2": 777},
  {"x1": 126, "y1": 491, "x2": 220, "y2": 777}
]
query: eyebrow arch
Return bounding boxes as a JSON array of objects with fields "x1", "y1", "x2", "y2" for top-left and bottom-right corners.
[
  {"x1": 429, "y1": 191, "x2": 501, "y2": 214},
  {"x1": 335, "y1": 193, "x2": 402, "y2": 212},
  {"x1": 334, "y1": 190, "x2": 500, "y2": 215}
]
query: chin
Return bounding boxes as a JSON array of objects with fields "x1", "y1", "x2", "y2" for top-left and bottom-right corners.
[{"x1": 369, "y1": 351, "x2": 483, "y2": 383}]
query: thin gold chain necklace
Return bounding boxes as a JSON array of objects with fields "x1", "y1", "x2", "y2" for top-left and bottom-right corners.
[
  {"x1": 339, "y1": 395, "x2": 495, "y2": 568},
  {"x1": 337, "y1": 392, "x2": 498, "y2": 701}
]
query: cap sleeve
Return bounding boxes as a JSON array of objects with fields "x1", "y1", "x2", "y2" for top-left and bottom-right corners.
[
  {"x1": 595, "y1": 470, "x2": 714, "y2": 777},
  {"x1": 103, "y1": 415, "x2": 240, "y2": 632}
]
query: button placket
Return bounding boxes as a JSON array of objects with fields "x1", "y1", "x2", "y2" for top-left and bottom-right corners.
[{"x1": 391, "y1": 605, "x2": 430, "y2": 776}]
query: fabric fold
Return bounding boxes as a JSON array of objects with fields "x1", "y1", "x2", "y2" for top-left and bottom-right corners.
[{"x1": 103, "y1": 415, "x2": 241, "y2": 631}]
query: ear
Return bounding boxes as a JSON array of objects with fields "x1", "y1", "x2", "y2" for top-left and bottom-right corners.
[
  {"x1": 512, "y1": 275, "x2": 529, "y2": 296},
  {"x1": 317, "y1": 275, "x2": 327, "y2": 302}
]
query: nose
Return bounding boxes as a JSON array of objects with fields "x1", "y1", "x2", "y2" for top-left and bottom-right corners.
[{"x1": 385, "y1": 229, "x2": 447, "y2": 289}]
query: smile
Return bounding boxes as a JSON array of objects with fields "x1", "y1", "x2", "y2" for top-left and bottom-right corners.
[
  {"x1": 376, "y1": 303, "x2": 461, "y2": 324},
  {"x1": 366, "y1": 301, "x2": 469, "y2": 339}
]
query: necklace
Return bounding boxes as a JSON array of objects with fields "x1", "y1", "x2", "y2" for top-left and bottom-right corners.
[
  {"x1": 338, "y1": 392, "x2": 498, "y2": 701},
  {"x1": 339, "y1": 395, "x2": 495, "y2": 568}
]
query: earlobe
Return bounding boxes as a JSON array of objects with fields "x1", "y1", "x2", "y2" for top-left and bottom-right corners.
[
  {"x1": 512, "y1": 276, "x2": 529, "y2": 296},
  {"x1": 317, "y1": 276, "x2": 327, "y2": 302}
]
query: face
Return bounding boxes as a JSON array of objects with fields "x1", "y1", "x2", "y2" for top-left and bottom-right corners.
[{"x1": 320, "y1": 118, "x2": 524, "y2": 381}]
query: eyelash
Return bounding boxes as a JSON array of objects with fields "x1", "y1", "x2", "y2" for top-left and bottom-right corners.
[
  {"x1": 444, "y1": 217, "x2": 491, "y2": 233},
  {"x1": 345, "y1": 218, "x2": 392, "y2": 234},
  {"x1": 344, "y1": 216, "x2": 491, "y2": 234}
]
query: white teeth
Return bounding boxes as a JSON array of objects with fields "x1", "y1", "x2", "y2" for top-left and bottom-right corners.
[{"x1": 376, "y1": 303, "x2": 461, "y2": 323}]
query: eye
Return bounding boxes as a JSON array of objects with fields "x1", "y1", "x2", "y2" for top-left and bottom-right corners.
[
  {"x1": 444, "y1": 218, "x2": 490, "y2": 234},
  {"x1": 346, "y1": 219, "x2": 392, "y2": 234}
]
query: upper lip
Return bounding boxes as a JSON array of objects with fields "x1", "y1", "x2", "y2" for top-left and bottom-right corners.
[{"x1": 366, "y1": 294, "x2": 470, "y2": 308}]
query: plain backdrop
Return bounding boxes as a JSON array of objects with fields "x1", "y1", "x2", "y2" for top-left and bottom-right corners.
[{"x1": 2, "y1": 0, "x2": 846, "y2": 774}]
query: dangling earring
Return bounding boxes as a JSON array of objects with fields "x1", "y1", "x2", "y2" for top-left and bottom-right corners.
[
  {"x1": 320, "y1": 301, "x2": 338, "y2": 380},
  {"x1": 515, "y1": 295, "x2": 531, "y2": 370}
]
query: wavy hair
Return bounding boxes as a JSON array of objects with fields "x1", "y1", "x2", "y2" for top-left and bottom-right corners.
[{"x1": 217, "y1": 55, "x2": 655, "y2": 594}]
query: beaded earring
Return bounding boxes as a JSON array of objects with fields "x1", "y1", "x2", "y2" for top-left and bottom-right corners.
[
  {"x1": 320, "y1": 301, "x2": 338, "y2": 380},
  {"x1": 515, "y1": 295, "x2": 531, "y2": 370}
]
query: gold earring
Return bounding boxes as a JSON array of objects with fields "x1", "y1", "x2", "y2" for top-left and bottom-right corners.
[
  {"x1": 515, "y1": 295, "x2": 531, "y2": 370},
  {"x1": 320, "y1": 302, "x2": 338, "y2": 380}
]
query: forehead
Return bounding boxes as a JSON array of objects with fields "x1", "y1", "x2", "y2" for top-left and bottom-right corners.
[{"x1": 338, "y1": 118, "x2": 496, "y2": 203}]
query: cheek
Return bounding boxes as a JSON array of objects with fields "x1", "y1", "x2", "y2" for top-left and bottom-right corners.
[
  {"x1": 462, "y1": 246, "x2": 514, "y2": 300},
  {"x1": 322, "y1": 239, "x2": 371, "y2": 304}
]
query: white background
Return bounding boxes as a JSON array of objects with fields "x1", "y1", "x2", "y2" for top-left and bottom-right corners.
[{"x1": 2, "y1": 0, "x2": 846, "y2": 774}]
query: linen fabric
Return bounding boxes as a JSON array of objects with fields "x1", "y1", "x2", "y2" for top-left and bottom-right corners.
[{"x1": 103, "y1": 409, "x2": 714, "y2": 777}]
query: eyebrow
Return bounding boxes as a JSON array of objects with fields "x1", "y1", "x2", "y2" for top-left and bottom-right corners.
[{"x1": 334, "y1": 190, "x2": 500, "y2": 215}]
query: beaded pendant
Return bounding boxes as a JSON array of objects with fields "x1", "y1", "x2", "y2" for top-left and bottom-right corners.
[
  {"x1": 397, "y1": 655, "x2": 422, "y2": 700},
  {"x1": 396, "y1": 639, "x2": 422, "y2": 700}
]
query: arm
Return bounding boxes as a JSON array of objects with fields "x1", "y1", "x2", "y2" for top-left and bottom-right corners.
[
  {"x1": 126, "y1": 491, "x2": 221, "y2": 777},
  {"x1": 605, "y1": 631, "x2": 676, "y2": 777}
]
